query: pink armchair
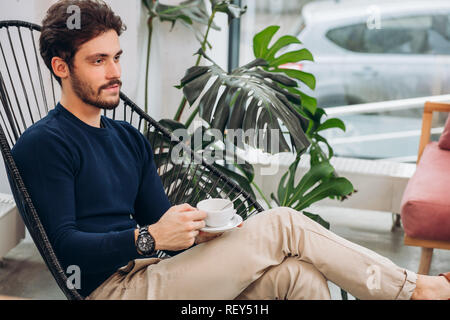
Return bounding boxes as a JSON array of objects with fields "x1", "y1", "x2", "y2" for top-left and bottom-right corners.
[{"x1": 400, "y1": 101, "x2": 450, "y2": 274}]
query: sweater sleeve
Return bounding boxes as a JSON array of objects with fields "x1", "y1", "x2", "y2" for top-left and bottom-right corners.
[
  {"x1": 12, "y1": 128, "x2": 140, "y2": 275},
  {"x1": 132, "y1": 129, "x2": 195, "y2": 257},
  {"x1": 133, "y1": 132, "x2": 172, "y2": 226}
]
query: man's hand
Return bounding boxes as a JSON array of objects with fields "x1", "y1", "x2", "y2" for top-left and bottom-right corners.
[
  {"x1": 194, "y1": 221, "x2": 244, "y2": 244},
  {"x1": 147, "y1": 203, "x2": 207, "y2": 251}
]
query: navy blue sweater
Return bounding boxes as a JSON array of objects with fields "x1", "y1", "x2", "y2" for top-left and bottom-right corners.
[{"x1": 12, "y1": 103, "x2": 172, "y2": 297}]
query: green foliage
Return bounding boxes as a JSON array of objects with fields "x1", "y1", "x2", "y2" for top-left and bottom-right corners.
[
  {"x1": 253, "y1": 25, "x2": 317, "y2": 114},
  {"x1": 271, "y1": 153, "x2": 354, "y2": 211},
  {"x1": 178, "y1": 50, "x2": 310, "y2": 154}
]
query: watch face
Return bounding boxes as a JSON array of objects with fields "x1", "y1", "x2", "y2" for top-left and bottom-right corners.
[{"x1": 138, "y1": 234, "x2": 154, "y2": 254}]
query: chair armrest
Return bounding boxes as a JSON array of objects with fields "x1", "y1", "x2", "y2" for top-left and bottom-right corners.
[
  {"x1": 424, "y1": 101, "x2": 450, "y2": 113},
  {"x1": 418, "y1": 101, "x2": 450, "y2": 162}
]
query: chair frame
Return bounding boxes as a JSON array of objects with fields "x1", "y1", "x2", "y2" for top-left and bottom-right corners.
[
  {"x1": 403, "y1": 101, "x2": 450, "y2": 275},
  {"x1": 0, "y1": 20, "x2": 264, "y2": 300}
]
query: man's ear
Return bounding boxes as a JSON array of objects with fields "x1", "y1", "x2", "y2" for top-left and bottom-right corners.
[{"x1": 51, "y1": 57, "x2": 70, "y2": 81}]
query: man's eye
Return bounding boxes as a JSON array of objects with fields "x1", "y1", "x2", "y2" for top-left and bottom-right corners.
[
  {"x1": 114, "y1": 56, "x2": 121, "y2": 62},
  {"x1": 94, "y1": 59, "x2": 103, "y2": 64}
]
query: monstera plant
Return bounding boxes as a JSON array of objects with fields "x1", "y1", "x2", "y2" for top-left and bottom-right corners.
[
  {"x1": 178, "y1": 25, "x2": 354, "y2": 208},
  {"x1": 178, "y1": 50, "x2": 310, "y2": 154}
]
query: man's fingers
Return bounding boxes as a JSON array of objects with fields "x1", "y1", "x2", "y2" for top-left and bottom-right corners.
[
  {"x1": 189, "y1": 209, "x2": 207, "y2": 221},
  {"x1": 191, "y1": 230, "x2": 199, "y2": 238},
  {"x1": 177, "y1": 203, "x2": 196, "y2": 212},
  {"x1": 192, "y1": 220, "x2": 206, "y2": 230}
]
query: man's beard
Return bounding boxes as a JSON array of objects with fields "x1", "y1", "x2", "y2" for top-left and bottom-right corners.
[{"x1": 70, "y1": 70, "x2": 122, "y2": 110}]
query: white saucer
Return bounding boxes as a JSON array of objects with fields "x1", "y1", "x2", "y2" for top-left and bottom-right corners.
[{"x1": 200, "y1": 214, "x2": 243, "y2": 233}]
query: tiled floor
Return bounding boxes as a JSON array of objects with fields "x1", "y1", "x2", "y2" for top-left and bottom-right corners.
[{"x1": 0, "y1": 205, "x2": 448, "y2": 300}]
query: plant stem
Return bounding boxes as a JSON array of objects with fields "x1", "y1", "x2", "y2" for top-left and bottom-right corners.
[
  {"x1": 184, "y1": 105, "x2": 199, "y2": 129},
  {"x1": 174, "y1": 97, "x2": 187, "y2": 123},
  {"x1": 144, "y1": 17, "x2": 154, "y2": 133},
  {"x1": 174, "y1": 8, "x2": 217, "y2": 124},
  {"x1": 251, "y1": 181, "x2": 272, "y2": 209}
]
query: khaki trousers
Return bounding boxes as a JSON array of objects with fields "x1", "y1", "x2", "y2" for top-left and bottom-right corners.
[{"x1": 87, "y1": 207, "x2": 417, "y2": 300}]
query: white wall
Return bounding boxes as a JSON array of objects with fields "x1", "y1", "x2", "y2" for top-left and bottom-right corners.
[{"x1": 0, "y1": 0, "x2": 229, "y2": 194}]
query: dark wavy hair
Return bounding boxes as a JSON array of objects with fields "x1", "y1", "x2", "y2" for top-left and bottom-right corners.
[{"x1": 39, "y1": 0, "x2": 126, "y2": 85}]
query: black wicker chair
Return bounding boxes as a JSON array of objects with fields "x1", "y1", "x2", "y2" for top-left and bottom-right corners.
[{"x1": 0, "y1": 20, "x2": 264, "y2": 300}]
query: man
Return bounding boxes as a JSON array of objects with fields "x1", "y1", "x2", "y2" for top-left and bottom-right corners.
[{"x1": 11, "y1": 0, "x2": 449, "y2": 300}]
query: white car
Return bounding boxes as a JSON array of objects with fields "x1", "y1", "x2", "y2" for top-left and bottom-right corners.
[{"x1": 294, "y1": 0, "x2": 450, "y2": 107}]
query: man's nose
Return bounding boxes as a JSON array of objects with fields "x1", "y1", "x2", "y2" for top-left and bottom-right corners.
[{"x1": 106, "y1": 60, "x2": 121, "y2": 79}]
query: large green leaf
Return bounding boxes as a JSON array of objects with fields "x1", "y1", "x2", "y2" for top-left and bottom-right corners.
[
  {"x1": 276, "y1": 152, "x2": 301, "y2": 206},
  {"x1": 316, "y1": 118, "x2": 346, "y2": 133},
  {"x1": 288, "y1": 87, "x2": 317, "y2": 115},
  {"x1": 253, "y1": 25, "x2": 280, "y2": 59},
  {"x1": 274, "y1": 157, "x2": 336, "y2": 208},
  {"x1": 253, "y1": 26, "x2": 314, "y2": 84},
  {"x1": 271, "y1": 152, "x2": 353, "y2": 212},
  {"x1": 179, "y1": 50, "x2": 311, "y2": 154},
  {"x1": 294, "y1": 177, "x2": 354, "y2": 211},
  {"x1": 303, "y1": 211, "x2": 330, "y2": 230},
  {"x1": 313, "y1": 134, "x2": 335, "y2": 160},
  {"x1": 269, "y1": 49, "x2": 314, "y2": 68},
  {"x1": 285, "y1": 162, "x2": 335, "y2": 207},
  {"x1": 276, "y1": 68, "x2": 316, "y2": 90},
  {"x1": 265, "y1": 36, "x2": 302, "y2": 61},
  {"x1": 308, "y1": 140, "x2": 330, "y2": 166}
]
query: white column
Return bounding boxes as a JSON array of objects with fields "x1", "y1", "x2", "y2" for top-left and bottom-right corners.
[{"x1": 0, "y1": 0, "x2": 36, "y2": 21}]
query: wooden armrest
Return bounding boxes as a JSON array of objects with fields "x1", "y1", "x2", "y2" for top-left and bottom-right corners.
[
  {"x1": 424, "y1": 101, "x2": 450, "y2": 113},
  {"x1": 418, "y1": 101, "x2": 450, "y2": 162}
]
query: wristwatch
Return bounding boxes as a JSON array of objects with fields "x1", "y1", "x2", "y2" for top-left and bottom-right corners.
[{"x1": 135, "y1": 226, "x2": 156, "y2": 256}]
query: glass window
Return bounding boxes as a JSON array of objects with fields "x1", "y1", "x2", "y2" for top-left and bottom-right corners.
[
  {"x1": 326, "y1": 14, "x2": 450, "y2": 55},
  {"x1": 237, "y1": 1, "x2": 450, "y2": 162},
  {"x1": 326, "y1": 24, "x2": 366, "y2": 52}
]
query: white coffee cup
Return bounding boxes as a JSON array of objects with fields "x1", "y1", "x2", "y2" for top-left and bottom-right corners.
[{"x1": 196, "y1": 198, "x2": 236, "y2": 227}]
